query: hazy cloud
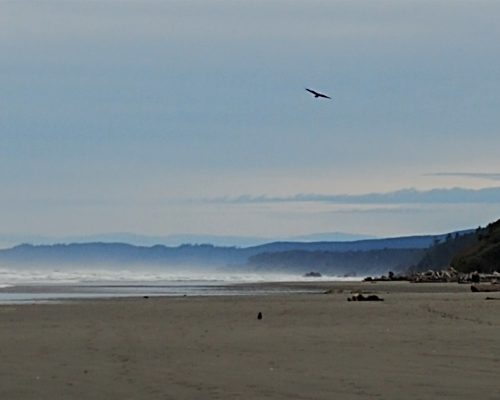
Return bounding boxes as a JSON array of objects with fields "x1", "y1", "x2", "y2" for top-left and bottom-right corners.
[
  {"x1": 207, "y1": 187, "x2": 500, "y2": 205},
  {"x1": 426, "y1": 172, "x2": 500, "y2": 181},
  {"x1": 322, "y1": 206, "x2": 431, "y2": 215}
]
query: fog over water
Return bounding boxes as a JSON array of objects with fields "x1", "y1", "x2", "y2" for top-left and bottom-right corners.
[
  {"x1": 0, "y1": 266, "x2": 362, "y2": 286},
  {"x1": 0, "y1": 266, "x2": 363, "y2": 303}
]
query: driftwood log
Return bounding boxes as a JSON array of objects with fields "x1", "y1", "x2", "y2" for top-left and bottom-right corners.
[
  {"x1": 347, "y1": 294, "x2": 384, "y2": 302},
  {"x1": 471, "y1": 284, "x2": 500, "y2": 293}
]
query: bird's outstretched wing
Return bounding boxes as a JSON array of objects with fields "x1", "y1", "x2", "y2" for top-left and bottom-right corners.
[{"x1": 305, "y1": 88, "x2": 331, "y2": 99}]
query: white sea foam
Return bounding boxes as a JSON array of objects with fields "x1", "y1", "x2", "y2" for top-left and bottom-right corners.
[
  {"x1": 0, "y1": 267, "x2": 364, "y2": 304},
  {"x1": 0, "y1": 267, "x2": 363, "y2": 286}
]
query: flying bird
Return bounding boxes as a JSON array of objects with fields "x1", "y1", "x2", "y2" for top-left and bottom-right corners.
[{"x1": 305, "y1": 88, "x2": 331, "y2": 99}]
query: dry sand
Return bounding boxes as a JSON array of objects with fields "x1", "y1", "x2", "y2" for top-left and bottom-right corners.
[{"x1": 1, "y1": 282, "x2": 499, "y2": 399}]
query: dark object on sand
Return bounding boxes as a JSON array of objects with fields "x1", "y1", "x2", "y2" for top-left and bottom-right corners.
[
  {"x1": 471, "y1": 272, "x2": 480, "y2": 283},
  {"x1": 471, "y1": 284, "x2": 500, "y2": 292},
  {"x1": 257, "y1": 312, "x2": 262, "y2": 320},
  {"x1": 143, "y1": 296, "x2": 149, "y2": 299},
  {"x1": 347, "y1": 294, "x2": 384, "y2": 302},
  {"x1": 485, "y1": 297, "x2": 500, "y2": 300}
]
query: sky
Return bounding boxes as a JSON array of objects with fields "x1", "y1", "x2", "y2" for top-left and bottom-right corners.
[{"x1": 1, "y1": 0, "x2": 500, "y2": 244}]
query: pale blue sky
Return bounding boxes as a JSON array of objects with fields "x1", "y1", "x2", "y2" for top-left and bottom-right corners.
[{"x1": 1, "y1": 0, "x2": 500, "y2": 242}]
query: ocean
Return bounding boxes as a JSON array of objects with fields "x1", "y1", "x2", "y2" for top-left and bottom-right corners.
[{"x1": 0, "y1": 268, "x2": 362, "y2": 303}]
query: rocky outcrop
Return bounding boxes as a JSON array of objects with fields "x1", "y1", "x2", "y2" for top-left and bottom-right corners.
[{"x1": 303, "y1": 271, "x2": 322, "y2": 278}]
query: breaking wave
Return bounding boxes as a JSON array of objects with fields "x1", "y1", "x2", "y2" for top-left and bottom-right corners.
[{"x1": 0, "y1": 267, "x2": 362, "y2": 286}]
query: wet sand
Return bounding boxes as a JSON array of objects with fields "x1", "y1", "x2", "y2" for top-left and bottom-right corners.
[{"x1": 0, "y1": 281, "x2": 499, "y2": 399}]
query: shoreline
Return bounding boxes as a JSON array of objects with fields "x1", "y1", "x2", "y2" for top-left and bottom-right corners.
[
  {"x1": 0, "y1": 279, "x2": 481, "y2": 305},
  {"x1": 0, "y1": 279, "x2": 333, "y2": 304}
]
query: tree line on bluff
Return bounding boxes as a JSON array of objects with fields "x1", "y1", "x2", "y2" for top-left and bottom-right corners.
[{"x1": 409, "y1": 218, "x2": 500, "y2": 274}]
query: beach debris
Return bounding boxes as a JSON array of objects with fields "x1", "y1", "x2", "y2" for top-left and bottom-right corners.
[
  {"x1": 406, "y1": 268, "x2": 500, "y2": 284},
  {"x1": 411, "y1": 269, "x2": 457, "y2": 283},
  {"x1": 485, "y1": 297, "x2": 500, "y2": 300},
  {"x1": 143, "y1": 296, "x2": 149, "y2": 299},
  {"x1": 366, "y1": 267, "x2": 500, "y2": 283},
  {"x1": 471, "y1": 284, "x2": 500, "y2": 292},
  {"x1": 257, "y1": 312, "x2": 263, "y2": 320},
  {"x1": 363, "y1": 271, "x2": 409, "y2": 282},
  {"x1": 347, "y1": 293, "x2": 384, "y2": 302}
]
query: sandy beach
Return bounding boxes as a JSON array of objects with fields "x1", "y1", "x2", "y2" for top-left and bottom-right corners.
[{"x1": 1, "y1": 281, "x2": 499, "y2": 400}]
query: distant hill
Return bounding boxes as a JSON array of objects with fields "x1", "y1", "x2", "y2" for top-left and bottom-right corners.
[
  {"x1": 246, "y1": 234, "x2": 451, "y2": 254},
  {"x1": 0, "y1": 233, "x2": 270, "y2": 249},
  {"x1": 286, "y1": 232, "x2": 375, "y2": 242},
  {"x1": 0, "y1": 243, "x2": 244, "y2": 269},
  {"x1": 451, "y1": 219, "x2": 500, "y2": 273},
  {"x1": 0, "y1": 232, "x2": 464, "y2": 275},
  {"x1": 0, "y1": 231, "x2": 375, "y2": 249}
]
